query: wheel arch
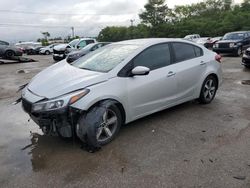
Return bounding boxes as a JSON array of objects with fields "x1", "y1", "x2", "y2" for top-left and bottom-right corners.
[
  {"x1": 86, "y1": 98, "x2": 126, "y2": 125},
  {"x1": 208, "y1": 73, "x2": 219, "y2": 88}
]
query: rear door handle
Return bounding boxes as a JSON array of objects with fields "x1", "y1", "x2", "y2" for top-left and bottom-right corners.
[
  {"x1": 200, "y1": 61, "x2": 206, "y2": 65},
  {"x1": 167, "y1": 71, "x2": 176, "y2": 77}
]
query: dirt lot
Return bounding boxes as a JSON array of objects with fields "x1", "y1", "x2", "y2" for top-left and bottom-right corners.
[{"x1": 0, "y1": 55, "x2": 249, "y2": 188}]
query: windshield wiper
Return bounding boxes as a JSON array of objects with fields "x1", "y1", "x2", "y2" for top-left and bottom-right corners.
[{"x1": 80, "y1": 67, "x2": 94, "y2": 71}]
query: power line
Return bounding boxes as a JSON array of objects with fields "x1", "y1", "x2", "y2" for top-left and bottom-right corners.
[{"x1": 0, "y1": 9, "x2": 136, "y2": 16}]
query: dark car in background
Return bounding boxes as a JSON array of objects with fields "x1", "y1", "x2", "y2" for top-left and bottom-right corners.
[
  {"x1": 66, "y1": 42, "x2": 110, "y2": 63},
  {"x1": 242, "y1": 47, "x2": 250, "y2": 68},
  {"x1": 0, "y1": 40, "x2": 23, "y2": 58},
  {"x1": 26, "y1": 46, "x2": 43, "y2": 55},
  {"x1": 213, "y1": 31, "x2": 250, "y2": 56}
]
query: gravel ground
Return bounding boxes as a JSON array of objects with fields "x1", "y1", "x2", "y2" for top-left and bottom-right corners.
[{"x1": 0, "y1": 55, "x2": 249, "y2": 188}]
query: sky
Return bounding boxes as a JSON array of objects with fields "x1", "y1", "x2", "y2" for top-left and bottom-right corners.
[{"x1": 0, "y1": 0, "x2": 243, "y2": 43}]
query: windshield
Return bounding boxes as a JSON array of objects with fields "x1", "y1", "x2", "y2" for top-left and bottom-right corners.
[
  {"x1": 223, "y1": 33, "x2": 245, "y2": 40},
  {"x1": 72, "y1": 44, "x2": 139, "y2": 72},
  {"x1": 69, "y1": 39, "x2": 79, "y2": 47},
  {"x1": 81, "y1": 43, "x2": 96, "y2": 51}
]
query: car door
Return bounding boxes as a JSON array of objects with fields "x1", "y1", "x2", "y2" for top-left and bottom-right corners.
[
  {"x1": 120, "y1": 43, "x2": 178, "y2": 120},
  {"x1": 171, "y1": 42, "x2": 206, "y2": 100}
]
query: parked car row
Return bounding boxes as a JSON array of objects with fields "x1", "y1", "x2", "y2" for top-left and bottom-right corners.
[{"x1": 185, "y1": 31, "x2": 250, "y2": 68}]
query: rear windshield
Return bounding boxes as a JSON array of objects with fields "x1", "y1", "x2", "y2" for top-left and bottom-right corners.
[{"x1": 72, "y1": 44, "x2": 139, "y2": 72}]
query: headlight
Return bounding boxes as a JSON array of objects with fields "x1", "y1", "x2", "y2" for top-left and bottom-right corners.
[
  {"x1": 33, "y1": 100, "x2": 64, "y2": 112},
  {"x1": 32, "y1": 89, "x2": 89, "y2": 112},
  {"x1": 229, "y1": 43, "x2": 235, "y2": 48},
  {"x1": 214, "y1": 43, "x2": 219, "y2": 48}
]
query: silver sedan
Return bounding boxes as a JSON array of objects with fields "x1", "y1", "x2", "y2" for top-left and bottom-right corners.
[{"x1": 21, "y1": 38, "x2": 222, "y2": 151}]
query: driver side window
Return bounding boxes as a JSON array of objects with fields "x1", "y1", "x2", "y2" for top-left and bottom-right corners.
[
  {"x1": 133, "y1": 43, "x2": 171, "y2": 70},
  {"x1": 77, "y1": 41, "x2": 87, "y2": 48}
]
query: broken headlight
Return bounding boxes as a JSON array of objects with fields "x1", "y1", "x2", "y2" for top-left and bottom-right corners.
[
  {"x1": 32, "y1": 100, "x2": 64, "y2": 112},
  {"x1": 32, "y1": 89, "x2": 89, "y2": 112}
]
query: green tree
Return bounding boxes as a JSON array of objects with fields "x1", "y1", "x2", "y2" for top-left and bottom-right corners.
[{"x1": 139, "y1": 0, "x2": 170, "y2": 27}]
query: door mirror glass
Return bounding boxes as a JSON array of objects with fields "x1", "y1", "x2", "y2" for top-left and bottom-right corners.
[{"x1": 131, "y1": 66, "x2": 150, "y2": 76}]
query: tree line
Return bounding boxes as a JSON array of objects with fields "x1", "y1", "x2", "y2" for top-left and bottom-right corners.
[{"x1": 97, "y1": 0, "x2": 250, "y2": 42}]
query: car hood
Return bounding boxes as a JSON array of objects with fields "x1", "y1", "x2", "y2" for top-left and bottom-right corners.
[
  {"x1": 28, "y1": 60, "x2": 108, "y2": 99},
  {"x1": 217, "y1": 39, "x2": 241, "y2": 44},
  {"x1": 54, "y1": 44, "x2": 68, "y2": 51}
]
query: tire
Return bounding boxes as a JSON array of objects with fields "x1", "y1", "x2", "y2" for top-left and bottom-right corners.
[
  {"x1": 45, "y1": 50, "x2": 50, "y2": 55},
  {"x1": 244, "y1": 65, "x2": 250, "y2": 68},
  {"x1": 5, "y1": 50, "x2": 15, "y2": 59},
  {"x1": 76, "y1": 102, "x2": 122, "y2": 148},
  {"x1": 198, "y1": 75, "x2": 218, "y2": 104},
  {"x1": 236, "y1": 47, "x2": 242, "y2": 57}
]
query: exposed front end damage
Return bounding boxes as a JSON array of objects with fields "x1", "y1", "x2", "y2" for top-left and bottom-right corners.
[{"x1": 22, "y1": 97, "x2": 81, "y2": 138}]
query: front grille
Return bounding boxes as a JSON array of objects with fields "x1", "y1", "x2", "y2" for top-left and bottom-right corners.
[
  {"x1": 219, "y1": 43, "x2": 229, "y2": 48},
  {"x1": 53, "y1": 49, "x2": 64, "y2": 54},
  {"x1": 22, "y1": 99, "x2": 32, "y2": 113}
]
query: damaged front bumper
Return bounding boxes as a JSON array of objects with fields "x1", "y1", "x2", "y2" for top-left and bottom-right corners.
[{"x1": 22, "y1": 98, "x2": 81, "y2": 138}]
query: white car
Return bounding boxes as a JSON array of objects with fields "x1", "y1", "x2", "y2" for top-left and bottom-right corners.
[
  {"x1": 184, "y1": 34, "x2": 201, "y2": 42},
  {"x1": 21, "y1": 38, "x2": 222, "y2": 150},
  {"x1": 39, "y1": 44, "x2": 57, "y2": 55}
]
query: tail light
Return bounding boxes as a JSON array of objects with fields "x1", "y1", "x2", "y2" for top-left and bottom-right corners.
[{"x1": 215, "y1": 54, "x2": 222, "y2": 63}]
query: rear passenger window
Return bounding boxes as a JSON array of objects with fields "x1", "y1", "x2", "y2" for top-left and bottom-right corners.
[
  {"x1": 86, "y1": 40, "x2": 95, "y2": 45},
  {"x1": 194, "y1": 46, "x2": 203, "y2": 57},
  {"x1": 133, "y1": 43, "x2": 171, "y2": 70},
  {"x1": 172, "y1": 42, "x2": 202, "y2": 62}
]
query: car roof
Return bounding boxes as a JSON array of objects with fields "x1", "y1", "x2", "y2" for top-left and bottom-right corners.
[
  {"x1": 226, "y1": 31, "x2": 250, "y2": 34},
  {"x1": 79, "y1": 38, "x2": 96, "y2": 40},
  {"x1": 114, "y1": 38, "x2": 193, "y2": 46}
]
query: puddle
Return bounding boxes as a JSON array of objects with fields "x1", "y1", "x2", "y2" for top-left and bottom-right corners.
[{"x1": 241, "y1": 80, "x2": 250, "y2": 85}]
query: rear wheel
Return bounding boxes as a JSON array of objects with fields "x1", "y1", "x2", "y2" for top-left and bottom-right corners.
[
  {"x1": 45, "y1": 50, "x2": 50, "y2": 55},
  {"x1": 236, "y1": 47, "x2": 242, "y2": 57},
  {"x1": 5, "y1": 50, "x2": 15, "y2": 59},
  {"x1": 198, "y1": 75, "x2": 218, "y2": 104}
]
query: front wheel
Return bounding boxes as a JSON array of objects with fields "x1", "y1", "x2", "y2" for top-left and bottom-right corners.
[
  {"x1": 76, "y1": 102, "x2": 122, "y2": 149},
  {"x1": 244, "y1": 65, "x2": 250, "y2": 69},
  {"x1": 198, "y1": 75, "x2": 218, "y2": 104},
  {"x1": 45, "y1": 51, "x2": 50, "y2": 55}
]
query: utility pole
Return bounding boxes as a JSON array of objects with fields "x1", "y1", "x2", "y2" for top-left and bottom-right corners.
[
  {"x1": 130, "y1": 19, "x2": 135, "y2": 27},
  {"x1": 130, "y1": 19, "x2": 135, "y2": 39},
  {"x1": 71, "y1": 27, "x2": 75, "y2": 38}
]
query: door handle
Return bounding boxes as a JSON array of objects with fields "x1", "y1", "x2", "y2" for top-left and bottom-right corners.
[
  {"x1": 167, "y1": 71, "x2": 176, "y2": 77},
  {"x1": 200, "y1": 61, "x2": 206, "y2": 65}
]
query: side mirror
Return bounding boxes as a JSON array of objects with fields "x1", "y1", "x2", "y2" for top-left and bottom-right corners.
[{"x1": 131, "y1": 66, "x2": 150, "y2": 76}]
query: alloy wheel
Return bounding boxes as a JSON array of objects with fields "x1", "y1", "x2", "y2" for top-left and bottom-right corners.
[
  {"x1": 203, "y1": 79, "x2": 216, "y2": 101},
  {"x1": 96, "y1": 109, "x2": 118, "y2": 143}
]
